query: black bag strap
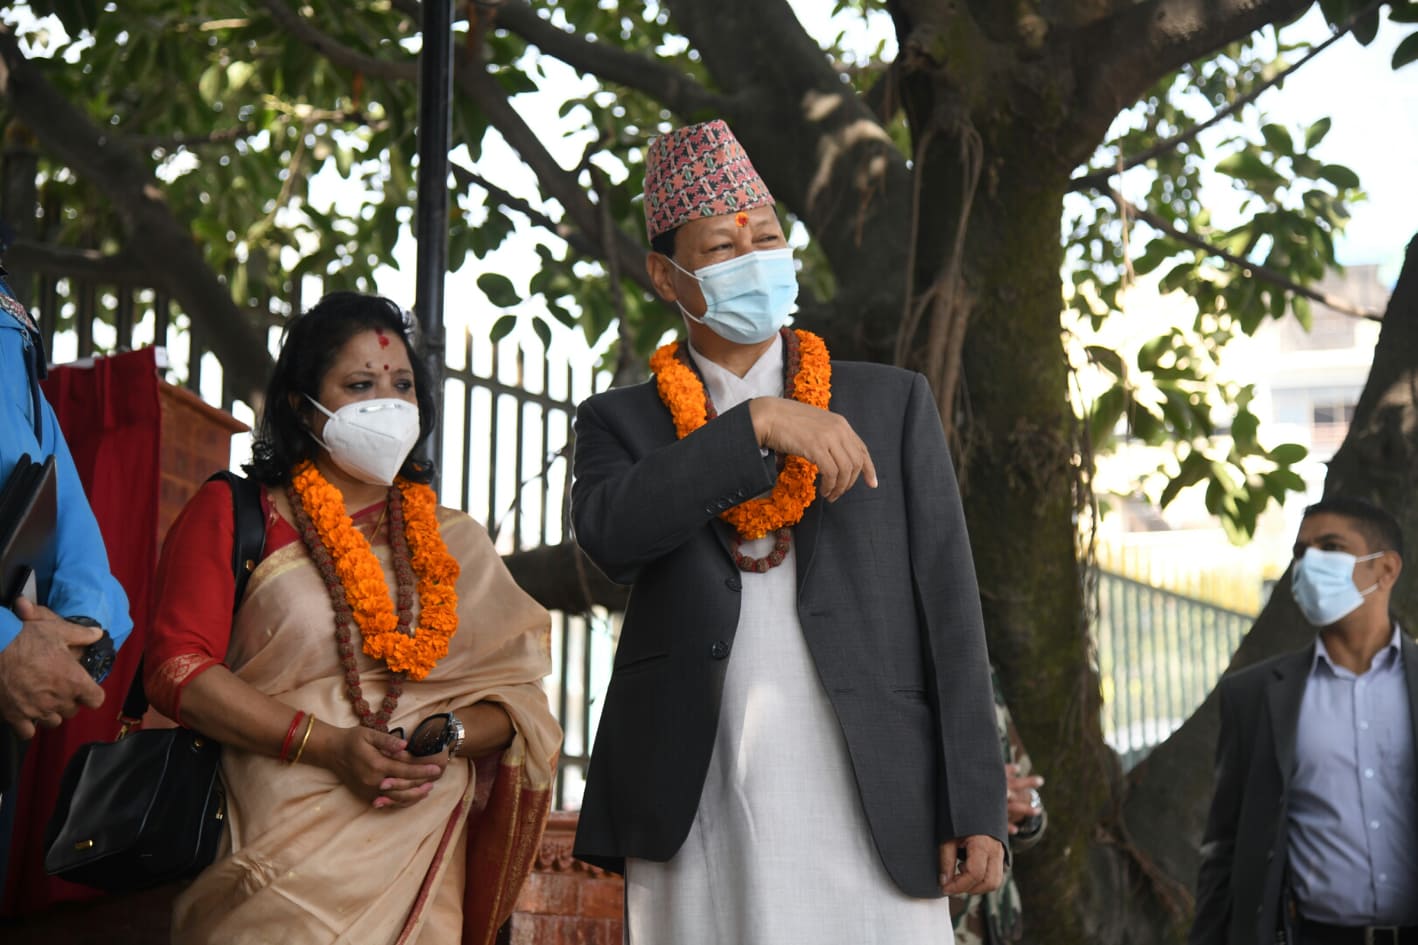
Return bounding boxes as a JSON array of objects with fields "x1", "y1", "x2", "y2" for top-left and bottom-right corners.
[
  {"x1": 207, "y1": 470, "x2": 267, "y2": 608},
  {"x1": 120, "y1": 472, "x2": 267, "y2": 724}
]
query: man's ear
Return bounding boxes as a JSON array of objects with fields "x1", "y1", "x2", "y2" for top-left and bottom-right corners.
[
  {"x1": 646, "y1": 252, "x2": 678, "y2": 303},
  {"x1": 1382, "y1": 551, "x2": 1403, "y2": 587}
]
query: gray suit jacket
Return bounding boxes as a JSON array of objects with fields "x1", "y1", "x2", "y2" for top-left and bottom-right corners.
[
  {"x1": 1189, "y1": 628, "x2": 1418, "y2": 944},
  {"x1": 569, "y1": 360, "x2": 1007, "y2": 898}
]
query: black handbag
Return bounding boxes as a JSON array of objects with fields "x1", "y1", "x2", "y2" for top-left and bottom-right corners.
[
  {"x1": 41, "y1": 472, "x2": 266, "y2": 891},
  {"x1": 43, "y1": 725, "x2": 225, "y2": 891}
]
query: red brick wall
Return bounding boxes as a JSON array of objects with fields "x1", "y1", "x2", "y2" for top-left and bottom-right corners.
[{"x1": 508, "y1": 812, "x2": 624, "y2": 945}]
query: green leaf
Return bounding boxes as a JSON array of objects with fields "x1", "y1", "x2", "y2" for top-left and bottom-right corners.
[
  {"x1": 1088, "y1": 386, "x2": 1126, "y2": 444},
  {"x1": 1085, "y1": 345, "x2": 1125, "y2": 378},
  {"x1": 1304, "y1": 117, "x2": 1332, "y2": 151},
  {"x1": 1265, "y1": 468, "x2": 1307, "y2": 496},
  {"x1": 227, "y1": 61, "x2": 256, "y2": 91},
  {"x1": 1269, "y1": 442, "x2": 1309, "y2": 464},
  {"x1": 1216, "y1": 150, "x2": 1284, "y2": 186},
  {"x1": 1160, "y1": 450, "x2": 1209, "y2": 507},
  {"x1": 1393, "y1": 32, "x2": 1418, "y2": 69},
  {"x1": 1353, "y1": 8, "x2": 1381, "y2": 44},
  {"x1": 1319, "y1": 163, "x2": 1361, "y2": 189},
  {"x1": 1260, "y1": 123, "x2": 1293, "y2": 156},
  {"x1": 1231, "y1": 410, "x2": 1259, "y2": 450},
  {"x1": 532, "y1": 316, "x2": 553, "y2": 349},
  {"x1": 1391, "y1": 1, "x2": 1418, "y2": 23},
  {"x1": 489, "y1": 314, "x2": 517, "y2": 344},
  {"x1": 477, "y1": 273, "x2": 522, "y2": 308},
  {"x1": 198, "y1": 64, "x2": 223, "y2": 105}
]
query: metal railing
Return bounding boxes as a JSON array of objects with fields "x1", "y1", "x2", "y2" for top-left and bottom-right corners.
[{"x1": 1095, "y1": 570, "x2": 1255, "y2": 769}]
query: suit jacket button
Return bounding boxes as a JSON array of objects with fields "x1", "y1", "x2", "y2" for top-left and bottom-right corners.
[
  {"x1": 710, "y1": 641, "x2": 730, "y2": 660},
  {"x1": 724, "y1": 576, "x2": 742, "y2": 592}
]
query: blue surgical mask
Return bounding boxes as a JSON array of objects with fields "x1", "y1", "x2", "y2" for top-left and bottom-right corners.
[
  {"x1": 1290, "y1": 548, "x2": 1383, "y2": 627},
  {"x1": 669, "y1": 248, "x2": 798, "y2": 345}
]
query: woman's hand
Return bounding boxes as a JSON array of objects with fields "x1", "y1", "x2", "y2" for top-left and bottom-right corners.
[{"x1": 307, "y1": 722, "x2": 444, "y2": 808}]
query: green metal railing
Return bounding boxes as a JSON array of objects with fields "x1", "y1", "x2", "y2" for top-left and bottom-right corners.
[{"x1": 1095, "y1": 570, "x2": 1256, "y2": 769}]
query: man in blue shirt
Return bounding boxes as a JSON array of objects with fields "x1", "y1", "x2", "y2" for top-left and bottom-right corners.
[
  {"x1": 0, "y1": 267, "x2": 131, "y2": 762},
  {"x1": 1190, "y1": 496, "x2": 1418, "y2": 945}
]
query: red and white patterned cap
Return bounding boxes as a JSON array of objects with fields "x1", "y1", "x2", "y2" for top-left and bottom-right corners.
[{"x1": 643, "y1": 120, "x2": 775, "y2": 240}]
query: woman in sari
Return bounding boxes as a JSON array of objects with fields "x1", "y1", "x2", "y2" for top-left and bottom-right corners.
[{"x1": 143, "y1": 292, "x2": 561, "y2": 944}]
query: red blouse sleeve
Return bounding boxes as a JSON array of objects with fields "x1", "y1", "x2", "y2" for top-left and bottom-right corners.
[{"x1": 143, "y1": 479, "x2": 242, "y2": 723}]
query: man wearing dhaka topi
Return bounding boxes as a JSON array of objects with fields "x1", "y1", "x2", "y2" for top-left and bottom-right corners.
[{"x1": 570, "y1": 119, "x2": 1008, "y2": 942}]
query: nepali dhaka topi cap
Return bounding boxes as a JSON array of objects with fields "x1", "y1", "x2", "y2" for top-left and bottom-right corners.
[{"x1": 643, "y1": 119, "x2": 775, "y2": 240}]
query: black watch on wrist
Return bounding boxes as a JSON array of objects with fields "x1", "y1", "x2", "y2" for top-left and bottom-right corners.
[{"x1": 68, "y1": 616, "x2": 115, "y2": 684}]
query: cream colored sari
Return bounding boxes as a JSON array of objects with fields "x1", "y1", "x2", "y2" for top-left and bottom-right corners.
[{"x1": 172, "y1": 508, "x2": 561, "y2": 945}]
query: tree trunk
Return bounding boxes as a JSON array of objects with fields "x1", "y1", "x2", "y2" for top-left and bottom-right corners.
[{"x1": 953, "y1": 148, "x2": 1108, "y2": 944}]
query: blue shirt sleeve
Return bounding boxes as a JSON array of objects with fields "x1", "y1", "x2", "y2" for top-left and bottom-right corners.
[{"x1": 35, "y1": 395, "x2": 134, "y2": 651}]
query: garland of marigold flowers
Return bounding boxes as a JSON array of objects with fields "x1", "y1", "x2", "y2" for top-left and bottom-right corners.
[
  {"x1": 649, "y1": 327, "x2": 831, "y2": 542},
  {"x1": 288, "y1": 461, "x2": 461, "y2": 687}
]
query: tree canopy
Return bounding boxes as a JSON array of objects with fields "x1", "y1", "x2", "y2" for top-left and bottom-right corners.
[{"x1": 2, "y1": 1, "x2": 1417, "y2": 940}]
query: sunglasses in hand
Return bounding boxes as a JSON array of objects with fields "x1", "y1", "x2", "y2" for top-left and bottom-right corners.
[{"x1": 389, "y1": 712, "x2": 466, "y2": 758}]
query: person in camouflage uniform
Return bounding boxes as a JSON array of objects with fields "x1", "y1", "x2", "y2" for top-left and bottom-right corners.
[{"x1": 950, "y1": 668, "x2": 1047, "y2": 944}]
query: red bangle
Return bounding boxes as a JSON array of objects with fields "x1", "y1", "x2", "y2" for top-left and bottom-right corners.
[{"x1": 279, "y1": 710, "x2": 307, "y2": 762}]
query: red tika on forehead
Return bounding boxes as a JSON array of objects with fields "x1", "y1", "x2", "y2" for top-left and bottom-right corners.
[{"x1": 375, "y1": 328, "x2": 391, "y2": 349}]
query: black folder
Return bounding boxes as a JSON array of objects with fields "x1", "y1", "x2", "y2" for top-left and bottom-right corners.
[
  {"x1": 0, "y1": 453, "x2": 57, "y2": 793},
  {"x1": 0, "y1": 452, "x2": 57, "y2": 607}
]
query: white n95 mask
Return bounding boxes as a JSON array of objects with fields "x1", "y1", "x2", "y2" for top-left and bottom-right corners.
[
  {"x1": 1290, "y1": 548, "x2": 1383, "y2": 627},
  {"x1": 306, "y1": 396, "x2": 421, "y2": 486}
]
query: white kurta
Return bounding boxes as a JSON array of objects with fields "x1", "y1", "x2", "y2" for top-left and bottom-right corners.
[{"x1": 624, "y1": 336, "x2": 953, "y2": 944}]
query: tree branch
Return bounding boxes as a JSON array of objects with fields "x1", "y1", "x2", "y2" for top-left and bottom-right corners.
[
  {"x1": 256, "y1": 0, "x2": 418, "y2": 81},
  {"x1": 448, "y1": 159, "x2": 653, "y2": 294},
  {"x1": 267, "y1": 0, "x2": 652, "y2": 301},
  {"x1": 0, "y1": 25, "x2": 272, "y2": 399},
  {"x1": 494, "y1": 0, "x2": 726, "y2": 117},
  {"x1": 1070, "y1": 0, "x2": 1384, "y2": 192},
  {"x1": 1112, "y1": 190, "x2": 1383, "y2": 321},
  {"x1": 450, "y1": 63, "x2": 653, "y2": 298},
  {"x1": 1071, "y1": 0, "x2": 1312, "y2": 143},
  {"x1": 2, "y1": 239, "x2": 148, "y2": 282},
  {"x1": 123, "y1": 122, "x2": 261, "y2": 152}
]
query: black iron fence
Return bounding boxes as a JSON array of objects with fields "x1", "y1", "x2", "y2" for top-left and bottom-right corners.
[{"x1": 1095, "y1": 570, "x2": 1255, "y2": 769}]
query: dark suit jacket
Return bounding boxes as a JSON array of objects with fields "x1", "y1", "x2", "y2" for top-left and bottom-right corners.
[
  {"x1": 569, "y1": 360, "x2": 1007, "y2": 899},
  {"x1": 1189, "y1": 629, "x2": 1418, "y2": 944}
]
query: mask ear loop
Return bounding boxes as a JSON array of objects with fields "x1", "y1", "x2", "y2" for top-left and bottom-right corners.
[
  {"x1": 1356, "y1": 551, "x2": 1385, "y2": 595},
  {"x1": 304, "y1": 394, "x2": 336, "y2": 450},
  {"x1": 662, "y1": 256, "x2": 709, "y2": 326}
]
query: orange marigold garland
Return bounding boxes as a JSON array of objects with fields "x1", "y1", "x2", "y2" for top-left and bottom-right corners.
[
  {"x1": 649, "y1": 327, "x2": 831, "y2": 541},
  {"x1": 289, "y1": 461, "x2": 461, "y2": 683}
]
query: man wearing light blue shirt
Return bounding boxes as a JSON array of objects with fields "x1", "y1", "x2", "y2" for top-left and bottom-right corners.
[
  {"x1": 1190, "y1": 496, "x2": 1418, "y2": 945},
  {"x1": 0, "y1": 268, "x2": 131, "y2": 770}
]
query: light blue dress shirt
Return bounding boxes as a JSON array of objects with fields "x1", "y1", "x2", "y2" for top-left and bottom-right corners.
[
  {"x1": 1289, "y1": 625, "x2": 1418, "y2": 925},
  {"x1": 0, "y1": 276, "x2": 131, "y2": 652}
]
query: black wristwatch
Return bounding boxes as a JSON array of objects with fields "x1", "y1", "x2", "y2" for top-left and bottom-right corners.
[{"x1": 68, "y1": 616, "x2": 115, "y2": 683}]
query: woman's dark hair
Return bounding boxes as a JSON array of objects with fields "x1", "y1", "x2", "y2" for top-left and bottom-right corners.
[{"x1": 245, "y1": 291, "x2": 437, "y2": 485}]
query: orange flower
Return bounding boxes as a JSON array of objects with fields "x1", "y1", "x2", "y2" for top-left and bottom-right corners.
[
  {"x1": 290, "y1": 462, "x2": 461, "y2": 680},
  {"x1": 650, "y1": 329, "x2": 832, "y2": 540}
]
